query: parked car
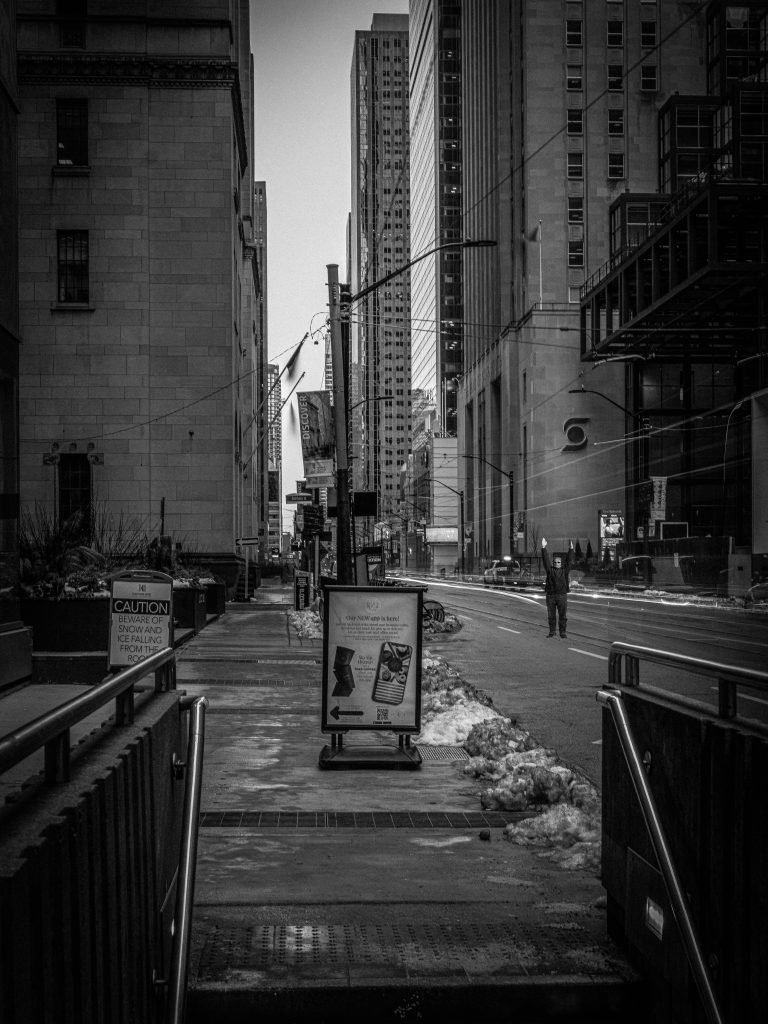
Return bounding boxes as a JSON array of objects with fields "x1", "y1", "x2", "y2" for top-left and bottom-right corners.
[{"x1": 483, "y1": 559, "x2": 524, "y2": 587}]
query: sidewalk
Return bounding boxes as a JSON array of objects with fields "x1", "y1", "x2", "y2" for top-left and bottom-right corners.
[{"x1": 181, "y1": 580, "x2": 644, "y2": 1023}]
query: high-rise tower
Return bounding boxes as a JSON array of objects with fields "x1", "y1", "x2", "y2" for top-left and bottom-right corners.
[{"x1": 350, "y1": 14, "x2": 411, "y2": 525}]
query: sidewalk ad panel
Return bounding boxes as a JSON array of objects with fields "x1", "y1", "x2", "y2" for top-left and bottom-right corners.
[
  {"x1": 321, "y1": 587, "x2": 423, "y2": 733},
  {"x1": 109, "y1": 572, "x2": 173, "y2": 668},
  {"x1": 294, "y1": 570, "x2": 311, "y2": 610}
]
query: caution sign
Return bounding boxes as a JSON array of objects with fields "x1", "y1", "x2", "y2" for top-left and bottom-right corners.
[
  {"x1": 321, "y1": 586, "x2": 423, "y2": 733},
  {"x1": 109, "y1": 571, "x2": 173, "y2": 668}
]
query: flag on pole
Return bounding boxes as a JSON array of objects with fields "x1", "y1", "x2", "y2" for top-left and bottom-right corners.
[{"x1": 527, "y1": 223, "x2": 541, "y2": 243}]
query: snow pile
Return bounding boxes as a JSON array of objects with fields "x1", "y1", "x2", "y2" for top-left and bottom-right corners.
[
  {"x1": 416, "y1": 700, "x2": 502, "y2": 746},
  {"x1": 416, "y1": 651, "x2": 601, "y2": 871},
  {"x1": 504, "y1": 803, "x2": 602, "y2": 872},
  {"x1": 288, "y1": 609, "x2": 323, "y2": 639},
  {"x1": 416, "y1": 651, "x2": 500, "y2": 744},
  {"x1": 423, "y1": 610, "x2": 462, "y2": 635}
]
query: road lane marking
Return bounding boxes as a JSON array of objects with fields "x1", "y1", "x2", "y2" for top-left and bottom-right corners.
[
  {"x1": 569, "y1": 648, "x2": 608, "y2": 660},
  {"x1": 498, "y1": 626, "x2": 521, "y2": 634}
]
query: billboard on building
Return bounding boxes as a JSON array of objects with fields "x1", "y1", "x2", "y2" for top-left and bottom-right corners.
[{"x1": 598, "y1": 509, "x2": 624, "y2": 562}]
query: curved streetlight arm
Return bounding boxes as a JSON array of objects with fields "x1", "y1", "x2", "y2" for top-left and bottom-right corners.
[
  {"x1": 349, "y1": 239, "x2": 495, "y2": 304},
  {"x1": 460, "y1": 452, "x2": 512, "y2": 480},
  {"x1": 569, "y1": 386, "x2": 640, "y2": 421}
]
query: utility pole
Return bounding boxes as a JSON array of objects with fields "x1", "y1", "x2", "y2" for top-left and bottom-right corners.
[{"x1": 327, "y1": 264, "x2": 353, "y2": 584}]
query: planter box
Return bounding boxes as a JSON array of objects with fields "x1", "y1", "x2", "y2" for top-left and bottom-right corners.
[
  {"x1": 173, "y1": 586, "x2": 207, "y2": 633},
  {"x1": 204, "y1": 581, "x2": 226, "y2": 616},
  {"x1": 20, "y1": 597, "x2": 111, "y2": 652}
]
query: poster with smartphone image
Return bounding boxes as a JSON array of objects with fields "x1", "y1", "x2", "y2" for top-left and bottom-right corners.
[{"x1": 321, "y1": 586, "x2": 423, "y2": 733}]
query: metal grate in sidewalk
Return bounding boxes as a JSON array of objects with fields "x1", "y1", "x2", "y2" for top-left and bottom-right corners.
[{"x1": 198, "y1": 809, "x2": 525, "y2": 828}]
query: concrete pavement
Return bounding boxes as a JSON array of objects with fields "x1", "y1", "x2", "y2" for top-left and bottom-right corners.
[{"x1": 180, "y1": 578, "x2": 646, "y2": 1022}]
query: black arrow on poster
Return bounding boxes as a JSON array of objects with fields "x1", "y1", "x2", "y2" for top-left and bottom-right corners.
[{"x1": 330, "y1": 706, "x2": 364, "y2": 720}]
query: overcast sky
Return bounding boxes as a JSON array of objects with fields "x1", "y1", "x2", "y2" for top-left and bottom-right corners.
[{"x1": 250, "y1": 0, "x2": 409, "y2": 522}]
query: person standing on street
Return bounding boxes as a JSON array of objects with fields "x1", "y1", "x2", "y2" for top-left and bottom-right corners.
[{"x1": 542, "y1": 537, "x2": 575, "y2": 638}]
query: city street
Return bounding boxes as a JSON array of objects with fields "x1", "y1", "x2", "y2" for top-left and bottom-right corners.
[{"x1": 406, "y1": 576, "x2": 768, "y2": 786}]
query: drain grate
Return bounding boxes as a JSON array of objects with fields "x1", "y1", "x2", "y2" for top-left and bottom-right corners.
[
  {"x1": 206, "y1": 706, "x2": 317, "y2": 715},
  {"x1": 415, "y1": 744, "x2": 469, "y2": 762},
  {"x1": 191, "y1": 918, "x2": 624, "y2": 980},
  {"x1": 198, "y1": 809, "x2": 522, "y2": 828},
  {"x1": 176, "y1": 677, "x2": 320, "y2": 687}
]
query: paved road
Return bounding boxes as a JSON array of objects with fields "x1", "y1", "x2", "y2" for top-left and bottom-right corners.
[{"x1": 411, "y1": 578, "x2": 768, "y2": 785}]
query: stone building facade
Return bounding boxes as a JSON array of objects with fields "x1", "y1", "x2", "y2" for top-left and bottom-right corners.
[{"x1": 15, "y1": 0, "x2": 260, "y2": 567}]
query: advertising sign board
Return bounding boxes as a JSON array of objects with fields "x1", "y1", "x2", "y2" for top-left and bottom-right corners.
[
  {"x1": 355, "y1": 552, "x2": 369, "y2": 585},
  {"x1": 598, "y1": 509, "x2": 625, "y2": 562},
  {"x1": 294, "y1": 569, "x2": 311, "y2": 610},
  {"x1": 321, "y1": 586, "x2": 423, "y2": 734},
  {"x1": 109, "y1": 571, "x2": 173, "y2": 668},
  {"x1": 297, "y1": 390, "x2": 335, "y2": 487}
]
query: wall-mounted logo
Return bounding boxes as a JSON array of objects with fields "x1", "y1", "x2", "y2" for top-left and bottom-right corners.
[{"x1": 562, "y1": 417, "x2": 589, "y2": 452}]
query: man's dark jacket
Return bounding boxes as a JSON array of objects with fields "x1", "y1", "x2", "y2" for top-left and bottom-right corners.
[{"x1": 542, "y1": 546, "x2": 575, "y2": 595}]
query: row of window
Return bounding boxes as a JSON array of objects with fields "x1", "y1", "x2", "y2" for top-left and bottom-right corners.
[
  {"x1": 568, "y1": 107, "x2": 626, "y2": 135},
  {"x1": 567, "y1": 63, "x2": 658, "y2": 91},
  {"x1": 567, "y1": 151, "x2": 625, "y2": 179},
  {"x1": 566, "y1": 19, "x2": 657, "y2": 49}
]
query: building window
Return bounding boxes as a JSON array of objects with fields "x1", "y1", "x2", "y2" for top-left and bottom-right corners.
[
  {"x1": 566, "y1": 20, "x2": 583, "y2": 46},
  {"x1": 641, "y1": 64, "x2": 658, "y2": 91},
  {"x1": 608, "y1": 152, "x2": 625, "y2": 178},
  {"x1": 58, "y1": 453, "x2": 92, "y2": 531},
  {"x1": 57, "y1": 0, "x2": 86, "y2": 48},
  {"x1": 567, "y1": 108, "x2": 583, "y2": 135},
  {"x1": 608, "y1": 65, "x2": 624, "y2": 90},
  {"x1": 566, "y1": 65, "x2": 582, "y2": 90},
  {"x1": 568, "y1": 196, "x2": 584, "y2": 223},
  {"x1": 641, "y1": 20, "x2": 657, "y2": 47},
  {"x1": 57, "y1": 230, "x2": 89, "y2": 303},
  {"x1": 607, "y1": 21, "x2": 624, "y2": 47},
  {"x1": 608, "y1": 109, "x2": 625, "y2": 135},
  {"x1": 56, "y1": 99, "x2": 88, "y2": 166},
  {"x1": 567, "y1": 152, "x2": 584, "y2": 178},
  {"x1": 568, "y1": 239, "x2": 584, "y2": 267}
]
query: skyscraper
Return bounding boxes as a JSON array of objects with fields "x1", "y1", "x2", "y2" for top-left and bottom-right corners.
[
  {"x1": 409, "y1": 0, "x2": 463, "y2": 445},
  {"x1": 350, "y1": 14, "x2": 411, "y2": 526},
  {"x1": 458, "y1": 0, "x2": 730, "y2": 569}
]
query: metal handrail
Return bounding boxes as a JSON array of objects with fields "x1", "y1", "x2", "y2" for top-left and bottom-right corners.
[
  {"x1": 0, "y1": 646, "x2": 177, "y2": 782},
  {"x1": 597, "y1": 686, "x2": 725, "y2": 1024},
  {"x1": 608, "y1": 641, "x2": 768, "y2": 718},
  {"x1": 166, "y1": 694, "x2": 208, "y2": 1024}
]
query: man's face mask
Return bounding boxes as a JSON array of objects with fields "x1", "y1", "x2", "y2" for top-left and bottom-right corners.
[{"x1": 553, "y1": 558, "x2": 562, "y2": 568}]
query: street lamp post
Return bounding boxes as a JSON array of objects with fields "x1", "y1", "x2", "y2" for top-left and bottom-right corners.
[
  {"x1": 432, "y1": 478, "x2": 465, "y2": 576},
  {"x1": 459, "y1": 453, "x2": 514, "y2": 559},
  {"x1": 327, "y1": 239, "x2": 495, "y2": 584}
]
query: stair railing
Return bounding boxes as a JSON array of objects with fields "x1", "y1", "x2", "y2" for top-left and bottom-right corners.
[{"x1": 165, "y1": 694, "x2": 208, "y2": 1024}]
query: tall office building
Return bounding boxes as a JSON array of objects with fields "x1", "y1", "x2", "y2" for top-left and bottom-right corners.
[
  {"x1": 15, "y1": 1, "x2": 261, "y2": 581},
  {"x1": 266, "y1": 362, "x2": 281, "y2": 551},
  {"x1": 350, "y1": 14, "x2": 411, "y2": 525},
  {"x1": 458, "y1": 1, "x2": 728, "y2": 569},
  {"x1": 251, "y1": 181, "x2": 270, "y2": 561},
  {"x1": 409, "y1": 0, "x2": 463, "y2": 444}
]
